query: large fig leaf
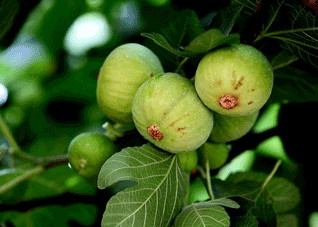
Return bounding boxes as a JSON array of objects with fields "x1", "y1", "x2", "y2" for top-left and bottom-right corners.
[
  {"x1": 98, "y1": 143, "x2": 189, "y2": 227},
  {"x1": 172, "y1": 199, "x2": 236, "y2": 227}
]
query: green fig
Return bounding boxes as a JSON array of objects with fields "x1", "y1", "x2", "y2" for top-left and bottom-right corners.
[
  {"x1": 177, "y1": 150, "x2": 198, "y2": 172},
  {"x1": 68, "y1": 132, "x2": 117, "y2": 181},
  {"x1": 132, "y1": 73, "x2": 214, "y2": 153},
  {"x1": 195, "y1": 44, "x2": 273, "y2": 116},
  {"x1": 199, "y1": 142, "x2": 229, "y2": 170},
  {"x1": 210, "y1": 111, "x2": 259, "y2": 143},
  {"x1": 96, "y1": 43, "x2": 164, "y2": 124}
]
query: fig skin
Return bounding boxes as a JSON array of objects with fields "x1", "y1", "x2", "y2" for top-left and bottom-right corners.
[
  {"x1": 195, "y1": 44, "x2": 273, "y2": 116},
  {"x1": 96, "y1": 43, "x2": 164, "y2": 124},
  {"x1": 132, "y1": 73, "x2": 214, "y2": 154},
  {"x1": 177, "y1": 150, "x2": 198, "y2": 172},
  {"x1": 198, "y1": 142, "x2": 229, "y2": 170},
  {"x1": 210, "y1": 111, "x2": 259, "y2": 143},
  {"x1": 68, "y1": 132, "x2": 117, "y2": 180}
]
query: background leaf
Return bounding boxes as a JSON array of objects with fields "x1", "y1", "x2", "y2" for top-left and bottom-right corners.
[
  {"x1": 98, "y1": 144, "x2": 189, "y2": 227},
  {"x1": 0, "y1": 0, "x2": 19, "y2": 41},
  {"x1": 173, "y1": 203, "x2": 230, "y2": 227}
]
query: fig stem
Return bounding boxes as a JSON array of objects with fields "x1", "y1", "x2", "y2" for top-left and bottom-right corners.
[
  {"x1": 205, "y1": 159, "x2": 215, "y2": 200},
  {"x1": 103, "y1": 122, "x2": 125, "y2": 141},
  {"x1": 0, "y1": 113, "x2": 22, "y2": 153},
  {"x1": 254, "y1": 159, "x2": 282, "y2": 201},
  {"x1": 174, "y1": 57, "x2": 189, "y2": 74},
  {"x1": 0, "y1": 165, "x2": 44, "y2": 195}
]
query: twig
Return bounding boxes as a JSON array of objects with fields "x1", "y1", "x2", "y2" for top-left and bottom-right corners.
[
  {"x1": 205, "y1": 159, "x2": 215, "y2": 200},
  {"x1": 254, "y1": 159, "x2": 282, "y2": 201}
]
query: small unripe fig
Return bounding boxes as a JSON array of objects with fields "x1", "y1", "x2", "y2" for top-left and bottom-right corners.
[
  {"x1": 195, "y1": 44, "x2": 273, "y2": 116},
  {"x1": 132, "y1": 73, "x2": 214, "y2": 153},
  {"x1": 96, "y1": 43, "x2": 164, "y2": 124},
  {"x1": 198, "y1": 142, "x2": 229, "y2": 170},
  {"x1": 210, "y1": 111, "x2": 259, "y2": 143},
  {"x1": 68, "y1": 132, "x2": 117, "y2": 180},
  {"x1": 177, "y1": 150, "x2": 198, "y2": 172}
]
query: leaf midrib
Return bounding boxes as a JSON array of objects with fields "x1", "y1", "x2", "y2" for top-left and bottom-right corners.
[{"x1": 115, "y1": 155, "x2": 177, "y2": 227}]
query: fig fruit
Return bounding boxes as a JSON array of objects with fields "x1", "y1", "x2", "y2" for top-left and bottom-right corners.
[
  {"x1": 198, "y1": 142, "x2": 229, "y2": 170},
  {"x1": 210, "y1": 111, "x2": 259, "y2": 143},
  {"x1": 96, "y1": 43, "x2": 164, "y2": 124},
  {"x1": 132, "y1": 73, "x2": 214, "y2": 153},
  {"x1": 68, "y1": 132, "x2": 117, "y2": 180},
  {"x1": 177, "y1": 150, "x2": 198, "y2": 172},
  {"x1": 195, "y1": 44, "x2": 273, "y2": 116}
]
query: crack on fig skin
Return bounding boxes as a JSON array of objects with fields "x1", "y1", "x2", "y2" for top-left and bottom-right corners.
[
  {"x1": 232, "y1": 71, "x2": 244, "y2": 90},
  {"x1": 177, "y1": 127, "x2": 186, "y2": 131},
  {"x1": 147, "y1": 124, "x2": 163, "y2": 141},
  {"x1": 248, "y1": 88, "x2": 255, "y2": 93},
  {"x1": 219, "y1": 95, "x2": 239, "y2": 110},
  {"x1": 169, "y1": 113, "x2": 190, "y2": 127},
  {"x1": 248, "y1": 101, "x2": 254, "y2": 105}
]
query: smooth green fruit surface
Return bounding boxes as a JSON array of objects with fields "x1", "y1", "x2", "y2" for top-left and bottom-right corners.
[
  {"x1": 68, "y1": 132, "x2": 116, "y2": 179},
  {"x1": 199, "y1": 142, "x2": 229, "y2": 170},
  {"x1": 132, "y1": 73, "x2": 214, "y2": 153},
  {"x1": 96, "y1": 43, "x2": 164, "y2": 124},
  {"x1": 210, "y1": 111, "x2": 259, "y2": 143},
  {"x1": 177, "y1": 150, "x2": 198, "y2": 172},
  {"x1": 195, "y1": 44, "x2": 273, "y2": 116}
]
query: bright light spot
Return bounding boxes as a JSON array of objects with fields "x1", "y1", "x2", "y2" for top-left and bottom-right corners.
[
  {"x1": 113, "y1": 1, "x2": 141, "y2": 35},
  {"x1": 64, "y1": 12, "x2": 112, "y2": 56},
  {"x1": 253, "y1": 103, "x2": 281, "y2": 133},
  {"x1": 309, "y1": 212, "x2": 318, "y2": 227},
  {"x1": 0, "y1": 83, "x2": 8, "y2": 105},
  {"x1": 256, "y1": 136, "x2": 292, "y2": 163},
  {"x1": 0, "y1": 43, "x2": 40, "y2": 68},
  {"x1": 217, "y1": 150, "x2": 256, "y2": 180},
  {"x1": 68, "y1": 162, "x2": 72, "y2": 169}
]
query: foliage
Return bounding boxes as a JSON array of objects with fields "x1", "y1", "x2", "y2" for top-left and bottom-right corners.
[{"x1": 1, "y1": 0, "x2": 317, "y2": 226}]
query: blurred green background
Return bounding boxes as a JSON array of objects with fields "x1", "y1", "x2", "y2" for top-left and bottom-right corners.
[{"x1": 0, "y1": 0, "x2": 317, "y2": 226}]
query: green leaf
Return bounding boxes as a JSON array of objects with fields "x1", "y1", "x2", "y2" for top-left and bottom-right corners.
[
  {"x1": 184, "y1": 29, "x2": 240, "y2": 53},
  {"x1": 270, "y1": 67, "x2": 318, "y2": 103},
  {"x1": 141, "y1": 32, "x2": 193, "y2": 57},
  {"x1": 172, "y1": 203, "x2": 230, "y2": 227},
  {"x1": 267, "y1": 177, "x2": 300, "y2": 213},
  {"x1": 231, "y1": 211, "x2": 259, "y2": 227},
  {"x1": 212, "y1": 4, "x2": 244, "y2": 35},
  {"x1": 98, "y1": 143, "x2": 189, "y2": 227},
  {"x1": 0, "y1": 0, "x2": 19, "y2": 41},
  {"x1": 196, "y1": 198, "x2": 240, "y2": 209},
  {"x1": 256, "y1": 0, "x2": 318, "y2": 68},
  {"x1": 277, "y1": 214, "x2": 298, "y2": 227},
  {"x1": 142, "y1": 29, "x2": 240, "y2": 58},
  {"x1": 271, "y1": 51, "x2": 299, "y2": 70}
]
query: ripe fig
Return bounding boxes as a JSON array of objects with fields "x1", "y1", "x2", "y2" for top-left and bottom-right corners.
[
  {"x1": 177, "y1": 150, "x2": 198, "y2": 172},
  {"x1": 195, "y1": 44, "x2": 273, "y2": 116},
  {"x1": 68, "y1": 132, "x2": 117, "y2": 181},
  {"x1": 198, "y1": 142, "x2": 229, "y2": 170},
  {"x1": 96, "y1": 43, "x2": 164, "y2": 124},
  {"x1": 132, "y1": 73, "x2": 214, "y2": 153},
  {"x1": 210, "y1": 111, "x2": 259, "y2": 143}
]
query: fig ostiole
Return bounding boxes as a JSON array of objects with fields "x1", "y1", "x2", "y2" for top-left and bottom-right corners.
[
  {"x1": 195, "y1": 44, "x2": 273, "y2": 116},
  {"x1": 132, "y1": 73, "x2": 214, "y2": 154},
  {"x1": 210, "y1": 111, "x2": 259, "y2": 143},
  {"x1": 96, "y1": 43, "x2": 164, "y2": 124},
  {"x1": 198, "y1": 142, "x2": 229, "y2": 170}
]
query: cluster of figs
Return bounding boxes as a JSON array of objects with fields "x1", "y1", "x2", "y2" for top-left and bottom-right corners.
[{"x1": 96, "y1": 42, "x2": 273, "y2": 171}]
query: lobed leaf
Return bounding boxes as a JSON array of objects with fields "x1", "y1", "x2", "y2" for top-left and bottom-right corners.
[{"x1": 98, "y1": 143, "x2": 189, "y2": 227}]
